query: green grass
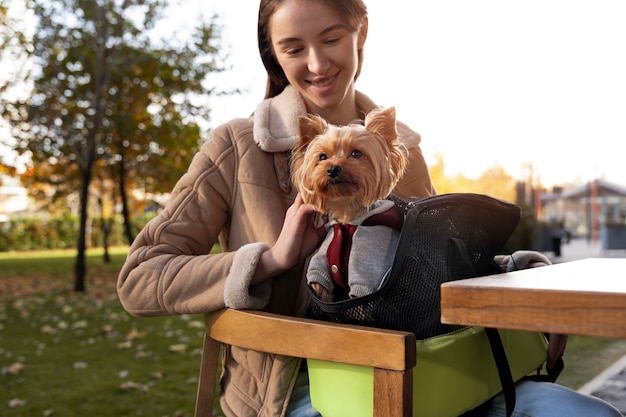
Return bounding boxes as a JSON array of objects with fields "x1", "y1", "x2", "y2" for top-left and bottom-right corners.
[
  {"x1": 1, "y1": 248, "x2": 625, "y2": 416},
  {"x1": 0, "y1": 247, "x2": 211, "y2": 417},
  {"x1": 558, "y1": 334, "x2": 626, "y2": 389}
]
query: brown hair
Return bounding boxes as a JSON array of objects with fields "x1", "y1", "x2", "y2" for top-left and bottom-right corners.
[{"x1": 258, "y1": 0, "x2": 368, "y2": 99}]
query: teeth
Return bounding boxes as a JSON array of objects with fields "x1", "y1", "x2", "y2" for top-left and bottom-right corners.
[{"x1": 312, "y1": 77, "x2": 334, "y2": 87}]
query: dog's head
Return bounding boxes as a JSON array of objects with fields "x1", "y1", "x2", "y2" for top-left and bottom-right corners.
[{"x1": 291, "y1": 107, "x2": 407, "y2": 223}]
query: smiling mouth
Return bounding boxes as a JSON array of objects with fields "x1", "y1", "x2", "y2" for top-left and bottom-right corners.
[{"x1": 310, "y1": 75, "x2": 336, "y2": 87}]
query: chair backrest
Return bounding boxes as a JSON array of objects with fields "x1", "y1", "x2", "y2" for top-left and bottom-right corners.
[{"x1": 195, "y1": 309, "x2": 416, "y2": 417}]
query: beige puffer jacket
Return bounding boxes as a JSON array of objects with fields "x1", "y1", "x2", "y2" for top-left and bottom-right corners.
[{"x1": 117, "y1": 85, "x2": 435, "y2": 416}]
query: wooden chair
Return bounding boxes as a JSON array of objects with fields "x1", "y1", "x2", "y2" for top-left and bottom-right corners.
[{"x1": 194, "y1": 308, "x2": 417, "y2": 417}]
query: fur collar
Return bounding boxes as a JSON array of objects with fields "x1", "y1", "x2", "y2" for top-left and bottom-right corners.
[
  {"x1": 253, "y1": 86, "x2": 308, "y2": 152},
  {"x1": 252, "y1": 85, "x2": 422, "y2": 153}
]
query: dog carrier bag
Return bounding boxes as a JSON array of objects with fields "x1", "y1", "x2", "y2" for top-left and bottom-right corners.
[{"x1": 306, "y1": 193, "x2": 555, "y2": 417}]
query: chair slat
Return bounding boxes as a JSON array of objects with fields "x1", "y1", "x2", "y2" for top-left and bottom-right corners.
[{"x1": 207, "y1": 309, "x2": 416, "y2": 371}]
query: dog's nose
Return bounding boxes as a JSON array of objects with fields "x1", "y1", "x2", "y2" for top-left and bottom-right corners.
[{"x1": 327, "y1": 165, "x2": 342, "y2": 178}]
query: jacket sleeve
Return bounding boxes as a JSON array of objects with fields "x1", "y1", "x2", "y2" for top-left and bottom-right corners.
[{"x1": 117, "y1": 123, "x2": 272, "y2": 316}]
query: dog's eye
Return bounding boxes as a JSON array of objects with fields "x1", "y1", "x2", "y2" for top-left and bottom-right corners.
[
  {"x1": 350, "y1": 150, "x2": 362, "y2": 158},
  {"x1": 319, "y1": 154, "x2": 328, "y2": 161}
]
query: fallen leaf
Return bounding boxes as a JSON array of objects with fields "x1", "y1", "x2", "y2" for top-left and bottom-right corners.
[
  {"x1": 187, "y1": 320, "x2": 204, "y2": 329},
  {"x1": 71, "y1": 320, "x2": 88, "y2": 330},
  {"x1": 120, "y1": 381, "x2": 150, "y2": 393},
  {"x1": 8, "y1": 398, "x2": 26, "y2": 408},
  {"x1": 117, "y1": 340, "x2": 132, "y2": 350},
  {"x1": 2, "y1": 362, "x2": 25, "y2": 375},
  {"x1": 168, "y1": 344, "x2": 187, "y2": 353},
  {"x1": 41, "y1": 325, "x2": 55, "y2": 334},
  {"x1": 125, "y1": 328, "x2": 146, "y2": 340}
]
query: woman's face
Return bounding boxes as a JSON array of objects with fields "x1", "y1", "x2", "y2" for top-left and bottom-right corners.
[{"x1": 269, "y1": 0, "x2": 367, "y2": 124}]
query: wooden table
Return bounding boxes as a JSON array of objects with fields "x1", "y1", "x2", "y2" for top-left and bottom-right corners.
[{"x1": 440, "y1": 258, "x2": 626, "y2": 338}]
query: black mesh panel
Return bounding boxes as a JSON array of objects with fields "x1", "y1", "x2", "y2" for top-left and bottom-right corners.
[{"x1": 307, "y1": 193, "x2": 521, "y2": 340}]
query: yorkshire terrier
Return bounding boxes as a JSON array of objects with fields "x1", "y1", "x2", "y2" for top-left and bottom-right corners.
[{"x1": 291, "y1": 107, "x2": 408, "y2": 302}]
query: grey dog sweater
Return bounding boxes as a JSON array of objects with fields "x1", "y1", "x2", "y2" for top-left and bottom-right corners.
[{"x1": 306, "y1": 200, "x2": 402, "y2": 299}]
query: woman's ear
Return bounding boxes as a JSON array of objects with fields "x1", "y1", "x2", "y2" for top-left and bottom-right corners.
[{"x1": 358, "y1": 16, "x2": 368, "y2": 49}]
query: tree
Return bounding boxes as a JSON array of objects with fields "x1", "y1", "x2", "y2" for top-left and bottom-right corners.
[
  {"x1": 10, "y1": 0, "x2": 226, "y2": 292},
  {"x1": 428, "y1": 152, "x2": 516, "y2": 202},
  {"x1": 472, "y1": 165, "x2": 516, "y2": 202},
  {"x1": 0, "y1": 0, "x2": 33, "y2": 168},
  {"x1": 0, "y1": 0, "x2": 32, "y2": 97}
]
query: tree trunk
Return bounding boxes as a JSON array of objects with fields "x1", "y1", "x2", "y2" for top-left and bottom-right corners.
[
  {"x1": 98, "y1": 195, "x2": 112, "y2": 263},
  {"x1": 74, "y1": 8, "x2": 110, "y2": 292},
  {"x1": 102, "y1": 217, "x2": 112, "y2": 263},
  {"x1": 74, "y1": 167, "x2": 92, "y2": 292},
  {"x1": 118, "y1": 154, "x2": 134, "y2": 245}
]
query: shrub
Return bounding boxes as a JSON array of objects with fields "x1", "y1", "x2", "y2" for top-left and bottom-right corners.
[{"x1": 0, "y1": 215, "x2": 152, "y2": 252}]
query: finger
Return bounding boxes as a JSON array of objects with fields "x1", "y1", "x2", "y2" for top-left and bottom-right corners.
[{"x1": 297, "y1": 199, "x2": 317, "y2": 217}]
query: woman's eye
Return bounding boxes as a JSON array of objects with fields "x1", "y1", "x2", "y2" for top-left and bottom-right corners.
[
  {"x1": 324, "y1": 37, "x2": 341, "y2": 45},
  {"x1": 350, "y1": 150, "x2": 362, "y2": 158},
  {"x1": 285, "y1": 47, "x2": 303, "y2": 56},
  {"x1": 319, "y1": 154, "x2": 328, "y2": 161}
]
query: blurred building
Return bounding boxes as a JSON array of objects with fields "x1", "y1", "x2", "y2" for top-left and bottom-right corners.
[
  {"x1": 0, "y1": 174, "x2": 29, "y2": 221},
  {"x1": 538, "y1": 179, "x2": 626, "y2": 241}
]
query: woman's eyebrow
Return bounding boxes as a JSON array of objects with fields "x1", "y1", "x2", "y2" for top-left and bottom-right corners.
[
  {"x1": 275, "y1": 24, "x2": 349, "y2": 46},
  {"x1": 319, "y1": 23, "x2": 349, "y2": 36}
]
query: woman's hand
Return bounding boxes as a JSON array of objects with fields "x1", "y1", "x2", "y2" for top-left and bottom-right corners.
[
  {"x1": 547, "y1": 333, "x2": 568, "y2": 370},
  {"x1": 252, "y1": 194, "x2": 326, "y2": 284}
]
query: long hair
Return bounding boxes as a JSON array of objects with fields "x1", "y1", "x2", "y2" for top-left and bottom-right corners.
[{"x1": 258, "y1": 0, "x2": 368, "y2": 99}]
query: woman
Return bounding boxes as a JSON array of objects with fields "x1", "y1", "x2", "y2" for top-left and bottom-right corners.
[{"x1": 118, "y1": 1, "x2": 621, "y2": 416}]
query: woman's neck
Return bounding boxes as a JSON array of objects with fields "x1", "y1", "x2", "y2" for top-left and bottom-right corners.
[{"x1": 308, "y1": 89, "x2": 361, "y2": 126}]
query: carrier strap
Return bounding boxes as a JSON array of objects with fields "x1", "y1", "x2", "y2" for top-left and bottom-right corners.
[
  {"x1": 485, "y1": 327, "x2": 516, "y2": 417},
  {"x1": 449, "y1": 238, "x2": 516, "y2": 417}
]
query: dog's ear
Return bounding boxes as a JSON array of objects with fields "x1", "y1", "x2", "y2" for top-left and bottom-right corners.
[
  {"x1": 366, "y1": 107, "x2": 407, "y2": 184},
  {"x1": 297, "y1": 115, "x2": 327, "y2": 146},
  {"x1": 364, "y1": 107, "x2": 397, "y2": 143}
]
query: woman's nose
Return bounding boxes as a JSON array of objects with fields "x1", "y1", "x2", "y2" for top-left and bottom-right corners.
[{"x1": 307, "y1": 47, "x2": 330, "y2": 75}]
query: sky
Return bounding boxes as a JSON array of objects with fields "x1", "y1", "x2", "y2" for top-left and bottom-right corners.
[
  {"x1": 3, "y1": 1, "x2": 624, "y2": 189},
  {"x1": 189, "y1": 0, "x2": 626, "y2": 189}
]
